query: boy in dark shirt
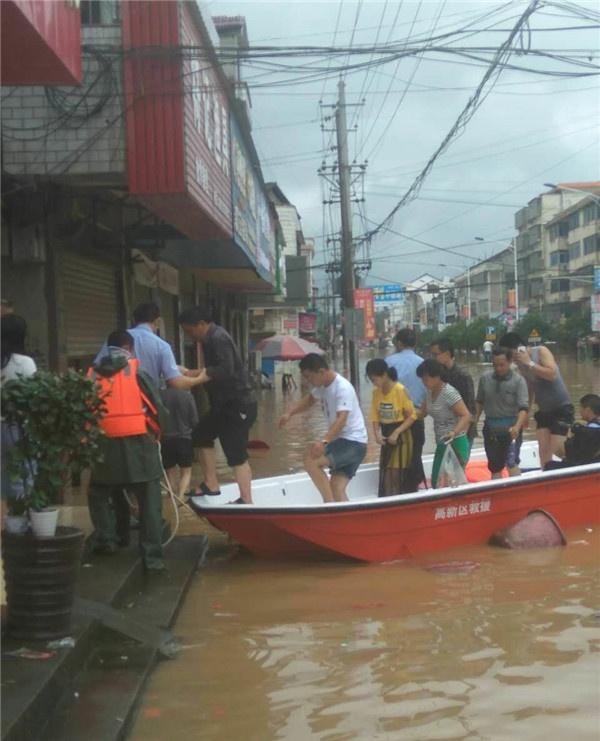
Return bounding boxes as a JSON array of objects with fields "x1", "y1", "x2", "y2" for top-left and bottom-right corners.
[{"x1": 160, "y1": 387, "x2": 199, "y2": 499}]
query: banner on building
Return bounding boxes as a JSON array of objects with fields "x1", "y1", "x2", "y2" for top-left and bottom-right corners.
[
  {"x1": 372, "y1": 284, "x2": 404, "y2": 304},
  {"x1": 298, "y1": 312, "x2": 317, "y2": 334},
  {"x1": 353, "y1": 288, "x2": 376, "y2": 341}
]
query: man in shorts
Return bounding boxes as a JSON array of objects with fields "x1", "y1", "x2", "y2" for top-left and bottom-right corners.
[
  {"x1": 279, "y1": 353, "x2": 367, "y2": 502},
  {"x1": 160, "y1": 387, "x2": 198, "y2": 499},
  {"x1": 179, "y1": 307, "x2": 257, "y2": 504},
  {"x1": 499, "y1": 332, "x2": 573, "y2": 468},
  {"x1": 475, "y1": 347, "x2": 529, "y2": 478}
]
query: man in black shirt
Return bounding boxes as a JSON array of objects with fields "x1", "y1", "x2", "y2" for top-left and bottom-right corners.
[
  {"x1": 430, "y1": 338, "x2": 476, "y2": 444},
  {"x1": 179, "y1": 307, "x2": 257, "y2": 504}
]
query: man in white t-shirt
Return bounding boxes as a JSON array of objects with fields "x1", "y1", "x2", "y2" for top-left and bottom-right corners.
[
  {"x1": 483, "y1": 339, "x2": 494, "y2": 363},
  {"x1": 279, "y1": 353, "x2": 367, "y2": 502}
]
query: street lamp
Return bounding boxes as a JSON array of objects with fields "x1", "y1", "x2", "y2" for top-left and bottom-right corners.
[{"x1": 543, "y1": 182, "x2": 600, "y2": 205}]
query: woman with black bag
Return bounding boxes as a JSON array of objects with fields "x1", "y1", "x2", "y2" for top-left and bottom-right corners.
[{"x1": 367, "y1": 359, "x2": 417, "y2": 497}]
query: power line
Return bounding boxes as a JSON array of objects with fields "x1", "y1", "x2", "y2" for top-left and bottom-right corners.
[{"x1": 364, "y1": 0, "x2": 545, "y2": 242}]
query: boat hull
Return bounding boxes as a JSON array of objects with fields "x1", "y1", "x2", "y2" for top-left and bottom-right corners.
[{"x1": 197, "y1": 465, "x2": 600, "y2": 562}]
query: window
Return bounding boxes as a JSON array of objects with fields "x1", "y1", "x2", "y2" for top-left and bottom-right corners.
[
  {"x1": 583, "y1": 203, "x2": 599, "y2": 225},
  {"x1": 528, "y1": 224, "x2": 541, "y2": 243},
  {"x1": 568, "y1": 242, "x2": 581, "y2": 260},
  {"x1": 81, "y1": 0, "x2": 119, "y2": 25},
  {"x1": 550, "y1": 279, "x2": 569, "y2": 293},
  {"x1": 567, "y1": 211, "x2": 580, "y2": 231},
  {"x1": 550, "y1": 250, "x2": 569, "y2": 266},
  {"x1": 584, "y1": 236, "x2": 597, "y2": 255}
]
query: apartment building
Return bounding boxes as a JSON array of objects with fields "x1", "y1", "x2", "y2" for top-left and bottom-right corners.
[
  {"x1": 513, "y1": 184, "x2": 597, "y2": 313},
  {"x1": 454, "y1": 248, "x2": 514, "y2": 321},
  {"x1": 544, "y1": 194, "x2": 600, "y2": 320}
]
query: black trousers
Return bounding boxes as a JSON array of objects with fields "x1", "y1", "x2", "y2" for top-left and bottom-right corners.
[{"x1": 404, "y1": 418, "x2": 425, "y2": 492}]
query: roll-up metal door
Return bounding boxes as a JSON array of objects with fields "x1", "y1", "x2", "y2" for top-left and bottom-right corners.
[{"x1": 62, "y1": 251, "x2": 119, "y2": 361}]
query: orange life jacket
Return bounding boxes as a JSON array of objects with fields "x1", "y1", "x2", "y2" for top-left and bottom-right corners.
[{"x1": 87, "y1": 358, "x2": 159, "y2": 439}]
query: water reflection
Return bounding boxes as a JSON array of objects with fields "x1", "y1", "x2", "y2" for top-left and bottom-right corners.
[{"x1": 131, "y1": 529, "x2": 599, "y2": 740}]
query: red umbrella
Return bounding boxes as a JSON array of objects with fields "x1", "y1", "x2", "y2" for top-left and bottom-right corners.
[{"x1": 254, "y1": 334, "x2": 324, "y2": 360}]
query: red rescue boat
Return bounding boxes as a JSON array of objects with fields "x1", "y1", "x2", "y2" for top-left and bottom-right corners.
[{"x1": 189, "y1": 442, "x2": 600, "y2": 562}]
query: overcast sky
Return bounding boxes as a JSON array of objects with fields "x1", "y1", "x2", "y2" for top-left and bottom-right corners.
[{"x1": 208, "y1": 0, "x2": 599, "y2": 287}]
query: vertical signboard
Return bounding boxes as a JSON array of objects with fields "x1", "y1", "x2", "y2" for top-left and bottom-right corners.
[
  {"x1": 230, "y1": 115, "x2": 275, "y2": 281},
  {"x1": 123, "y1": 1, "x2": 232, "y2": 240},
  {"x1": 353, "y1": 288, "x2": 376, "y2": 341},
  {"x1": 230, "y1": 116, "x2": 257, "y2": 262}
]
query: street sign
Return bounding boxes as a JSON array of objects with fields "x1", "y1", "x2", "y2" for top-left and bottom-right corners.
[
  {"x1": 594, "y1": 265, "x2": 600, "y2": 293},
  {"x1": 372, "y1": 284, "x2": 405, "y2": 304},
  {"x1": 528, "y1": 328, "x2": 541, "y2": 345},
  {"x1": 486, "y1": 326, "x2": 496, "y2": 341}
]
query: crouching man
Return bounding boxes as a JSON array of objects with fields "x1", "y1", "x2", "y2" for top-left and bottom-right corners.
[
  {"x1": 87, "y1": 330, "x2": 167, "y2": 573},
  {"x1": 278, "y1": 353, "x2": 367, "y2": 502},
  {"x1": 545, "y1": 394, "x2": 600, "y2": 470}
]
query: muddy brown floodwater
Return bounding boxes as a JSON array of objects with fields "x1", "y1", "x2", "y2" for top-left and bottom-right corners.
[{"x1": 130, "y1": 355, "x2": 600, "y2": 741}]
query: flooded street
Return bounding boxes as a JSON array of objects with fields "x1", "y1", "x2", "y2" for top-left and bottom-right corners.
[{"x1": 130, "y1": 355, "x2": 600, "y2": 741}]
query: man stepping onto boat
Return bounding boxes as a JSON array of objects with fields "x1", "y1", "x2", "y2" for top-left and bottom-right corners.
[
  {"x1": 279, "y1": 353, "x2": 368, "y2": 503},
  {"x1": 475, "y1": 347, "x2": 529, "y2": 479}
]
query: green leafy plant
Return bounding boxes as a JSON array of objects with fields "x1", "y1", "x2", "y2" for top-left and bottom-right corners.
[{"x1": 2, "y1": 370, "x2": 105, "y2": 512}]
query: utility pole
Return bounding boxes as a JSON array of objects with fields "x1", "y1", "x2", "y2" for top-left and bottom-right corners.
[{"x1": 335, "y1": 79, "x2": 359, "y2": 388}]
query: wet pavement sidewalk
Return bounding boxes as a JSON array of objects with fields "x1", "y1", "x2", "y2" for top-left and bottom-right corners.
[{"x1": 1, "y1": 528, "x2": 212, "y2": 741}]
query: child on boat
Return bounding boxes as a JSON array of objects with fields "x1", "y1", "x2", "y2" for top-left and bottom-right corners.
[
  {"x1": 545, "y1": 394, "x2": 600, "y2": 469},
  {"x1": 366, "y1": 359, "x2": 417, "y2": 496}
]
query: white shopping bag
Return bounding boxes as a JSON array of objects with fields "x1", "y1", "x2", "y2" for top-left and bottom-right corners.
[{"x1": 437, "y1": 442, "x2": 467, "y2": 488}]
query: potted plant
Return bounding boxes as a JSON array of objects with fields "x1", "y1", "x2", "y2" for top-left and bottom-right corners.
[{"x1": 1, "y1": 370, "x2": 105, "y2": 639}]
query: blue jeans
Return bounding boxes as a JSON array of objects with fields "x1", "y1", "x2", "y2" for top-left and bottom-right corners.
[{"x1": 325, "y1": 439, "x2": 367, "y2": 479}]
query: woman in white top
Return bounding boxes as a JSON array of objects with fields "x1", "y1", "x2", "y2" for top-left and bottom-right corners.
[
  {"x1": 2, "y1": 315, "x2": 37, "y2": 512},
  {"x1": 416, "y1": 358, "x2": 472, "y2": 488},
  {"x1": 1, "y1": 315, "x2": 37, "y2": 382}
]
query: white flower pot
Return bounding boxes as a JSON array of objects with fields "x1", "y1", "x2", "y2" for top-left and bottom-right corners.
[
  {"x1": 30, "y1": 508, "x2": 59, "y2": 538},
  {"x1": 4, "y1": 515, "x2": 29, "y2": 535}
]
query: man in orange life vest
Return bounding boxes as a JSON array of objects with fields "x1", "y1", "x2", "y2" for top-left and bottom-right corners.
[{"x1": 88, "y1": 330, "x2": 167, "y2": 571}]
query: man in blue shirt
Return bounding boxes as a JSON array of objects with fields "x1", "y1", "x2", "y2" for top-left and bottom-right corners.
[
  {"x1": 96, "y1": 303, "x2": 203, "y2": 392},
  {"x1": 386, "y1": 328, "x2": 426, "y2": 490}
]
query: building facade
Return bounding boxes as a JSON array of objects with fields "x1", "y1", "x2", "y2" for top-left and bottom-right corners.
[
  {"x1": 513, "y1": 184, "x2": 597, "y2": 314},
  {"x1": 544, "y1": 193, "x2": 600, "y2": 320},
  {"x1": 1, "y1": 1, "x2": 276, "y2": 370},
  {"x1": 454, "y1": 248, "x2": 515, "y2": 322}
]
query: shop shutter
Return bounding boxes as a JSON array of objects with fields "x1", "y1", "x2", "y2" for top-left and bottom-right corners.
[{"x1": 62, "y1": 251, "x2": 119, "y2": 359}]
